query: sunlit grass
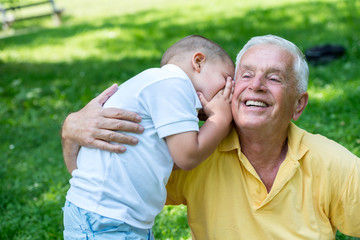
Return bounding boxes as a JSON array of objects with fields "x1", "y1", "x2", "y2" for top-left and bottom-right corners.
[
  {"x1": 310, "y1": 84, "x2": 347, "y2": 101},
  {"x1": 1, "y1": 0, "x2": 360, "y2": 239}
]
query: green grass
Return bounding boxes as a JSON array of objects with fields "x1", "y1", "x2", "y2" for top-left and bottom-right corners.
[{"x1": 1, "y1": 0, "x2": 360, "y2": 239}]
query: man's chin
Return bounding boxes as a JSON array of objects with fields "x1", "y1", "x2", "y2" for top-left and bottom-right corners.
[{"x1": 239, "y1": 116, "x2": 274, "y2": 131}]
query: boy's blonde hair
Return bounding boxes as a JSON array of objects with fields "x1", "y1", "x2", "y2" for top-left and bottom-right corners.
[{"x1": 161, "y1": 35, "x2": 233, "y2": 67}]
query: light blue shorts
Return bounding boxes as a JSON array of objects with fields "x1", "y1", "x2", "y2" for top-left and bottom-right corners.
[{"x1": 63, "y1": 200, "x2": 155, "y2": 240}]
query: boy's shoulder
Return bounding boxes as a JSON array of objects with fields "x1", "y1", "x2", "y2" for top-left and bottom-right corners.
[
  {"x1": 126, "y1": 64, "x2": 187, "y2": 85},
  {"x1": 141, "y1": 64, "x2": 187, "y2": 80}
]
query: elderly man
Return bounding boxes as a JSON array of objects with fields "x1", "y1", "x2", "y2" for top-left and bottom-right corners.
[{"x1": 62, "y1": 35, "x2": 360, "y2": 239}]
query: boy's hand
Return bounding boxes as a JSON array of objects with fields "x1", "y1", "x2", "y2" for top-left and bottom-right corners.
[{"x1": 197, "y1": 76, "x2": 234, "y2": 123}]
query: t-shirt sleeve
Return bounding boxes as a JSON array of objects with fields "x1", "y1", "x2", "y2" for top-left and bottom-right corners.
[
  {"x1": 137, "y1": 77, "x2": 201, "y2": 138},
  {"x1": 330, "y1": 156, "x2": 360, "y2": 237}
]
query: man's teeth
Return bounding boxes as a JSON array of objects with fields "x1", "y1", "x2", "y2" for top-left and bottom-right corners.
[{"x1": 245, "y1": 100, "x2": 267, "y2": 107}]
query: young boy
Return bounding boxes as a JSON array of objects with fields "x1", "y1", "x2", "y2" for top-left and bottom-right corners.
[{"x1": 63, "y1": 35, "x2": 235, "y2": 239}]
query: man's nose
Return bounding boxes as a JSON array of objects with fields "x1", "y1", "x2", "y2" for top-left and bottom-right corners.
[{"x1": 249, "y1": 75, "x2": 267, "y2": 91}]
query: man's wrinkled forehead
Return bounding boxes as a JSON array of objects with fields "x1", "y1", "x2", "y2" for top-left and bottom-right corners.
[
  {"x1": 238, "y1": 64, "x2": 286, "y2": 74},
  {"x1": 236, "y1": 44, "x2": 294, "y2": 71}
]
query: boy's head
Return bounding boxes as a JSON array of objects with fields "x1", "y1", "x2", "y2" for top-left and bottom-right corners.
[{"x1": 161, "y1": 35, "x2": 235, "y2": 101}]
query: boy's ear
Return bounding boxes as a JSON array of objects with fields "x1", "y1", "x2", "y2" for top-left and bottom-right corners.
[{"x1": 191, "y1": 52, "x2": 206, "y2": 73}]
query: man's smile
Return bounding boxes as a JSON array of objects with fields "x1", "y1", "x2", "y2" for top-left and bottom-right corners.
[{"x1": 245, "y1": 100, "x2": 269, "y2": 107}]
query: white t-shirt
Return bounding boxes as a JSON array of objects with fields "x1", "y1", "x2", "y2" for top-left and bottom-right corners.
[{"x1": 66, "y1": 64, "x2": 202, "y2": 229}]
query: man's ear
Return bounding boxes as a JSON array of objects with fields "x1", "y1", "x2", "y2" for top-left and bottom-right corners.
[
  {"x1": 293, "y1": 92, "x2": 308, "y2": 121},
  {"x1": 191, "y1": 52, "x2": 206, "y2": 73}
]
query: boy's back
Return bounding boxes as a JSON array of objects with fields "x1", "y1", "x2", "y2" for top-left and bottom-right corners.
[{"x1": 66, "y1": 64, "x2": 202, "y2": 229}]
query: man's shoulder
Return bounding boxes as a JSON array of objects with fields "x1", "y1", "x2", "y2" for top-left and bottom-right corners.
[
  {"x1": 302, "y1": 129, "x2": 355, "y2": 157},
  {"x1": 290, "y1": 125, "x2": 359, "y2": 197},
  {"x1": 294, "y1": 125, "x2": 358, "y2": 173},
  {"x1": 290, "y1": 123, "x2": 354, "y2": 157}
]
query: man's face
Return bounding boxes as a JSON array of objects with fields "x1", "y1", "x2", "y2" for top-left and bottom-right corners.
[{"x1": 231, "y1": 44, "x2": 300, "y2": 132}]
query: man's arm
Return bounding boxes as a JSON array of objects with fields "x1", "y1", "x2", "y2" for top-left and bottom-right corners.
[
  {"x1": 61, "y1": 84, "x2": 144, "y2": 173},
  {"x1": 331, "y1": 156, "x2": 360, "y2": 237}
]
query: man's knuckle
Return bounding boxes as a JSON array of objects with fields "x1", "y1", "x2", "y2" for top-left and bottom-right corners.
[
  {"x1": 90, "y1": 118, "x2": 100, "y2": 127},
  {"x1": 115, "y1": 122, "x2": 125, "y2": 130},
  {"x1": 99, "y1": 143, "x2": 107, "y2": 151},
  {"x1": 108, "y1": 132, "x2": 117, "y2": 141},
  {"x1": 115, "y1": 110, "x2": 137, "y2": 121},
  {"x1": 114, "y1": 110, "x2": 126, "y2": 118},
  {"x1": 84, "y1": 137, "x2": 94, "y2": 146}
]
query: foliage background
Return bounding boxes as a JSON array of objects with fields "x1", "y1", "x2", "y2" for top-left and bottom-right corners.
[{"x1": 0, "y1": 0, "x2": 359, "y2": 239}]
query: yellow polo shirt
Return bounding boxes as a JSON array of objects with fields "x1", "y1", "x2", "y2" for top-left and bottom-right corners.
[{"x1": 166, "y1": 123, "x2": 360, "y2": 239}]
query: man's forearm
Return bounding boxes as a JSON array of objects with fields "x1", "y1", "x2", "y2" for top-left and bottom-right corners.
[
  {"x1": 61, "y1": 113, "x2": 80, "y2": 174},
  {"x1": 62, "y1": 137, "x2": 80, "y2": 174}
]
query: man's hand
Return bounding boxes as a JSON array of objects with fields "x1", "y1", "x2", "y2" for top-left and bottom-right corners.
[
  {"x1": 62, "y1": 84, "x2": 144, "y2": 152},
  {"x1": 61, "y1": 83, "x2": 144, "y2": 173}
]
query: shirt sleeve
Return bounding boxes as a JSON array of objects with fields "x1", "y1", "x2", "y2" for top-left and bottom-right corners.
[
  {"x1": 330, "y1": 156, "x2": 360, "y2": 237},
  {"x1": 137, "y1": 77, "x2": 201, "y2": 138}
]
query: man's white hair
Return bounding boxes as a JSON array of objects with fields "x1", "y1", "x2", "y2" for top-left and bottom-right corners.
[{"x1": 235, "y1": 35, "x2": 309, "y2": 93}]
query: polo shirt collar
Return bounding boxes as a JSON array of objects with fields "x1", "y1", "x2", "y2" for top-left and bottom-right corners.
[
  {"x1": 218, "y1": 125, "x2": 240, "y2": 152},
  {"x1": 218, "y1": 123, "x2": 309, "y2": 161},
  {"x1": 287, "y1": 122, "x2": 309, "y2": 162},
  {"x1": 218, "y1": 122, "x2": 310, "y2": 204}
]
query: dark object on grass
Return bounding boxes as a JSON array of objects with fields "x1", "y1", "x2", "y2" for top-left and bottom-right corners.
[{"x1": 305, "y1": 44, "x2": 346, "y2": 65}]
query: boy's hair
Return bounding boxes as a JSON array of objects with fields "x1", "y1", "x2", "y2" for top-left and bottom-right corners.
[{"x1": 160, "y1": 35, "x2": 233, "y2": 67}]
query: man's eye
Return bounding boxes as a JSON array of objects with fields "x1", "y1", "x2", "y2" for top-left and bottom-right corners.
[
  {"x1": 242, "y1": 73, "x2": 251, "y2": 79},
  {"x1": 268, "y1": 75, "x2": 281, "y2": 82}
]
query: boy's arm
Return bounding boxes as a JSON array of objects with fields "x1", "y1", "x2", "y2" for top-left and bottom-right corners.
[
  {"x1": 61, "y1": 84, "x2": 144, "y2": 174},
  {"x1": 166, "y1": 77, "x2": 233, "y2": 170}
]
